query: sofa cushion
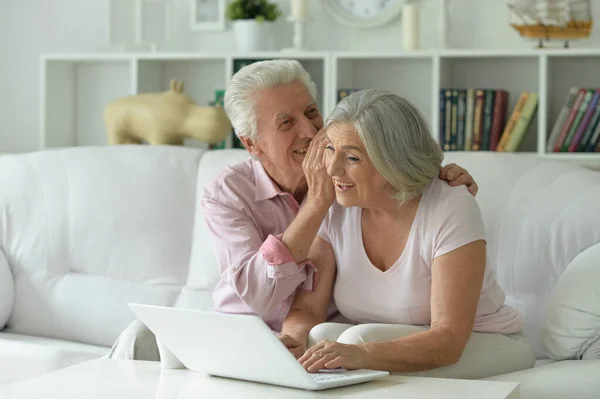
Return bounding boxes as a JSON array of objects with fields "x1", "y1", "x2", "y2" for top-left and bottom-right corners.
[
  {"x1": 0, "y1": 332, "x2": 108, "y2": 385},
  {"x1": 0, "y1": 145, "x2": 203, "y2": 348},
  {"x1": 443, "y1": 152, "x2": 600, "y2": 358},
  {"x1": 542, "y1": 242, "x2": 600, "y2": 360},
  {"x1": 0, "y1": 249, "x2": 13, "y2": 330}
]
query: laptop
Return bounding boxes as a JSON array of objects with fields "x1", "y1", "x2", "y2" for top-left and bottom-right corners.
[{"x1": 128, "y1": 303, "x2": 389, "y2": 391}]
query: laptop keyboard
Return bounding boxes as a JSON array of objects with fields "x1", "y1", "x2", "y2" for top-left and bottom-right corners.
[{"x1": 311, "y1": 373, "x2": 350, "y2": 382}]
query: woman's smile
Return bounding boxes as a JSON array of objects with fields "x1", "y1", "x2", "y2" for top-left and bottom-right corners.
[{"x1": 334, "y1": 179, "x2": 356, "y2": 192}]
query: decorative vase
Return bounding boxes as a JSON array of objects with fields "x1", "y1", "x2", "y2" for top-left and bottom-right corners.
[
  {"x1": 402, "y1": 2, "x2": 420, "y2": 51},
  {"x1": 232, "y1": 20, "x2": 272, "y2": 52}
]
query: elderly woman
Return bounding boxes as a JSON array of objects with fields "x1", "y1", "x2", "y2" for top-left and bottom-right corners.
[{"x1": 278, "y1": 89, "x2": 536, "y2": 379}]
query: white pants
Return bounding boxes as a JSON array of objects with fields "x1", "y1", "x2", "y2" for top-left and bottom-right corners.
[{"x1": 308, "y1": 323, "x2": 536, "y2": 379}]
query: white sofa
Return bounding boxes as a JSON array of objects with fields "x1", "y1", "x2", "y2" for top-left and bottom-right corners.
[{"x1": 0, "y1": 145, "x2": 599, "y2": 398}]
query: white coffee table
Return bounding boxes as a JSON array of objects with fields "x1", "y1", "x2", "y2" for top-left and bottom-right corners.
[{"x1": 0, "y1": 358, "x2": 519, "y2": 398}]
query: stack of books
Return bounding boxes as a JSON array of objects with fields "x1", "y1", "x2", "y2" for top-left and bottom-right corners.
[
  {"x1": 439, "y1": 88, "x2": 538, "y2": 152},
  {"x1": 546, "y1": 87, "x2": 600, "y2": 153}
]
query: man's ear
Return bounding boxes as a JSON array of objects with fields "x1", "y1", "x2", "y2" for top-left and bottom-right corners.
[{"x1": 238, "y1": 136, "x2": 260, "y2": 157}]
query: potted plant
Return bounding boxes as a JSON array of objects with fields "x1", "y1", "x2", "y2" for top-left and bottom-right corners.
[{"x1": 226, "y1": 0, "x2": 281, "y2": 52}]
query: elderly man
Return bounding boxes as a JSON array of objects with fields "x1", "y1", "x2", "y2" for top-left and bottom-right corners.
[{"x1": 108, "y1": 59, "x2": 477, "y2": 361}]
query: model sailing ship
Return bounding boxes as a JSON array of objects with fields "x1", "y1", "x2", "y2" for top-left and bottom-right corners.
[{"x1": 508, "y1": 0, "x2": 593, "y2": 47}]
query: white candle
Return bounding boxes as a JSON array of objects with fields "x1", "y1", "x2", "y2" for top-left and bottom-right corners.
[
  {"x1": 403, "y1": 3, "x2": 420, "y2": 51},
  {"x1": 290, "y1": 0, "x2": 307, "y2": 19}
]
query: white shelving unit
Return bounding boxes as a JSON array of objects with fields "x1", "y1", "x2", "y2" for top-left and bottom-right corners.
[
  {"x1": 40, "y1": 49, "x2": 600, "y2": 168},
  {"x1": 40, "y1": 51, "x2": 330, "y2": 150}
]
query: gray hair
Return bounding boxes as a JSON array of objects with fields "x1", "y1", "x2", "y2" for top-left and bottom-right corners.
[
  {"x1": 224, "y1": 59, "x2": 318, "y2": 142},
  {"x1": 325, "y1": 89, "x2": 443, "y2": 205}
]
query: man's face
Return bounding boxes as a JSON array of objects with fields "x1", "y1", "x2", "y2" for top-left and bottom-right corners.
[{"x1": 242, "y1": 80, "x2": 324, "y2": 185}]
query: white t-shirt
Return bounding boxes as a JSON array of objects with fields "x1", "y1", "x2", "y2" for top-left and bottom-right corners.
[{"x1": 318, "y1": 177, "x2": 523, "y2": 334}]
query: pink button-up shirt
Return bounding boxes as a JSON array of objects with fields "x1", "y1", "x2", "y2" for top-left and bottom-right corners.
[{"x1": 201, "y1": 158, "x2": 317, "y2": 332}]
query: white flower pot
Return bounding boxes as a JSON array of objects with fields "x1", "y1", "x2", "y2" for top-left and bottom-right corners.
[{"x1": 232, "y1": 20, "x2": 273, "y2": 52}]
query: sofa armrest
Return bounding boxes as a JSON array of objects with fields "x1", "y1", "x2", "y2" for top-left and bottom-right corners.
[
  {"x1": 0, "y1": 247, "x2": 14, "y2": 330},
  {"x1": 542, "y1": 242, "x2": 600, "y2": 360}
]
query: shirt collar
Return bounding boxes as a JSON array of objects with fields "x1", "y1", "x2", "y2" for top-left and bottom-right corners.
[{"x1": 252, "y1": 159, "x2": 284, "y2": 201}]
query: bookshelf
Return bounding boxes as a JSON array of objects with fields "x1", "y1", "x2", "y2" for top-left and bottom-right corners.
[{"x1": 40, "y1": 49, "x2": 600, "y2": 168}]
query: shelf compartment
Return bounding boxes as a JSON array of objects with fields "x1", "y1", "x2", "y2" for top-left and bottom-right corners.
[
  {"x1": 42, "y1": 59, "x2": 133, "y2": 148},
  {"x1": 545, "y1": 55, "x2": 600, "y2": 154},
  {"x1": 134, "y1": 58, "x2": 228, "y2": 148},
  {"x1": 438, "y1": 55, "x2": 540, "y2": 152},
  {"x1": 136, "y1": 58, "x2": 227, "y2": 104},
  {"x1": 333, "y1": 56, "x2": 434, "y2": 128}
]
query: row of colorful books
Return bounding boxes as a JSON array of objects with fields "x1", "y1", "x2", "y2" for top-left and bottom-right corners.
[
  {"x1": 547, "y1": 87, "x2": 600, "y2": 153},
  {"x1": 439, "y1": 88, "x2": 538, "y2": 152}
]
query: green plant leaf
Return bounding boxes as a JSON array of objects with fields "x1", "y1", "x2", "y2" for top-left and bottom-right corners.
[{"x1": 225, "y1": 0, "x2": 281, "y2": 21}]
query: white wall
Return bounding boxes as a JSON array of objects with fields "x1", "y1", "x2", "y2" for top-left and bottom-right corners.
[{"x1": 1, "y1": 0, "x2": 599, "y2": 153}]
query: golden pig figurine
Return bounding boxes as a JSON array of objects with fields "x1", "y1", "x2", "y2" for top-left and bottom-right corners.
[{"x1": 104, "y1": 80, "x2": 232, "y2": 146}]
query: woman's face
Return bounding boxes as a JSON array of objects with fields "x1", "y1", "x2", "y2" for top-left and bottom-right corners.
[{"x1": 324, "y1": 123, "x2": 391, "y2": 208}]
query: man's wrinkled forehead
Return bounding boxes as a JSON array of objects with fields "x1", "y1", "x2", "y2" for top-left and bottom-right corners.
[{"x1": 273, "y1": 100, "x2": 318, "y2": 120}]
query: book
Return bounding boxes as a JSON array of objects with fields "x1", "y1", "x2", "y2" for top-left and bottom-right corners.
[
  {"x1": 568, "y1": 89, "x2": 600, "y2": 152},
  {"x1": 489, "y1": 90, "x2": 508, "y2": 151},
  {"x1": 481, "y1": 89, "x2": 496, "y2": 150},
  {"x1": 464, "y1": 89, "x2": 475, "y2": 151},
  {"x1": 586, "y1": 119, "x2": 600, "y2": 152},
  {"x1": 578, "y1": 93, "x2": 600, "y2": 151},
  {"x1": 444, "y1": 90, "x2": 452, "y2": 151},
  {"x1": 439, "y1": 90, "x2": 446, "y2": 149},
  {"x1": 471, "y1": 89, "x2": 485, "y2": 151},
  {"x1": 456, "y1": 90, "x2": 467, "y2": 151},
  {"x1": 553, "y1": 88, "x2": 587, "y2": 152},
  {"x1": 546, "y1": 87, "x2": 579, "y2": 152},
  {"x1": 450, "y1": 90, "x2": 458, "y2": 150},
  {"x1": 560, "y1": 89, "x2": 595, "y2": 151},
  {"x1": 503, "y1": 92, "x2": 538, "y2": 152},
  {"x1": 497, "y1": 92, "x2": 529, "y2": 152}
]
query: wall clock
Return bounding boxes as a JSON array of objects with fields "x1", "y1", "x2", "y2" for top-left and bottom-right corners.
[{"x1": 322, "y1": 0, "x2": 405, "y2": 29}]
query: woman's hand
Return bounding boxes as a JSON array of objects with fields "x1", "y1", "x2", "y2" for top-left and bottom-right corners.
[
  {"x1": 278, "y1": 334, "x2": 306, "y2": 359},
  {"x1": 439, "y1": 163, "x2": 478, "y2": 196},
  {"x1": 299, "y1": 340, "x2": 370, "y2": 372},
  {"x1": 303, "y1": 130, "x2": 335, "y2": 207}
]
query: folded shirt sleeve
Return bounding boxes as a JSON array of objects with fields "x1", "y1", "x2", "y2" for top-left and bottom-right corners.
[
  {"x1": 202, "y1": 196, "x2": 315, "y2": 316},
  {"x1": 260, "y1": 233, "x2": 316, "y2": 292}
]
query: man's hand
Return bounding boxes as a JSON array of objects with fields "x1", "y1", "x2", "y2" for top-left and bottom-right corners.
[
  {"x1": 303, "y1": 129, "x2": 335, "y2": 207},
  {"x1": 439, "y1": 163, "x2": 478, "y2": 196},
  {"x1": 279, "y1": 334, "x2": 306, "y2": 359}
]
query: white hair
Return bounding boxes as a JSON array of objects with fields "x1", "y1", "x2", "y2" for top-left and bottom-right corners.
[
  {"x1": 224, "y1": 59, "x2": 318, "y2": 142},
  {"x1": 325, "y1": 89, "x2": 443, "y2": 205}
]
